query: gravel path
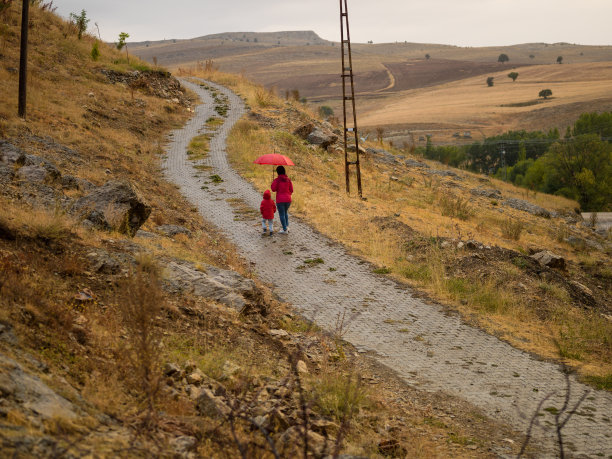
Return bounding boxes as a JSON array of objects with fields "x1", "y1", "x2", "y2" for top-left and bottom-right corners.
[{"x1": 163, "y1": 78, "x2": 612, "y2": 458}]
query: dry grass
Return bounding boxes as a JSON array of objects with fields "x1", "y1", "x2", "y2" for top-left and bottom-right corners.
[
  {"x1": 184, "y1": 70, "x2": 612, "y2": 381},
  {"x1": 358, "y1": 63, "x2": 612, "y2": 132},
  {"x1": 148, "y1": 34, "x2": 612, "y2": 139},
  {"x1": 499, "y1": 217, "x2": 524, "y2": 240}
]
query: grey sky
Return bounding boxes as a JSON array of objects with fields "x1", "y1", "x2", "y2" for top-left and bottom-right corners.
[{"x1": 54, "y1": 0, "x2": 612, "y2": 47}]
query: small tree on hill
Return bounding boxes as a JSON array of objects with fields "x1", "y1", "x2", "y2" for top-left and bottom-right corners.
[
  {"x1": 498, "y1": 53, "x2": 509, "y2": 63},
  {"x1": 486, "y1": 76, "x2": 494, "y2": 87},
  {"x1": 116, "y1": 32, "x2": 129, "y2": 50},
  {"x1": 539, "y1": 89, "x2": 552, "y2": 99},
  {"x1": 318, "y1": 106, "x2": 334, "y2": 119},
  {"x1": 508, "y1": 72, "x2": 519, "y2": 82},
  {"x1": 557, "y1": 55, "x2": 563, "y2": 64},
  {"x1": 529, "y1": 54, "x2": 535, "y2": 59},
  {"x1": 90, "y1": 41, "x2": 100, "y2": 61},
  {"x1": 116, "y1": 32, "x2": 130, "y2": 63},
  {"x1": 425, "y1": 53, "x2": 430, "y2": 60},
  {"x1": 69, "y1": 9, "x2": 89, "y2": 40}
]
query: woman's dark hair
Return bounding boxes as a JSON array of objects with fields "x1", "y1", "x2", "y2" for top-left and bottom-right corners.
[{"x1": 276, "y1": 166, "x2": 286, "y2": 175}]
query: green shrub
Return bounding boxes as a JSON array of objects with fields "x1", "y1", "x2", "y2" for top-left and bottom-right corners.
[{"x1": 90, "y1": 41, "x2": 100, "y2": 61}]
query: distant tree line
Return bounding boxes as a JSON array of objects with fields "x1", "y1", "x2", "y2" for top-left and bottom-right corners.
[{"x1": 416, "y1": 112, "x2": 612, "y2": 210}]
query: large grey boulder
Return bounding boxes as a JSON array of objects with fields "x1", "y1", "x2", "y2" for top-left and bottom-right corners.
[
  {"x1": 531, "y1": 250, "x2": 566, "y2": 270},
  {"x1": 0, "y1": 353, "x2": 80, "y2": 421},
  {"x1": 293, "y1": 123, "x2": 315, "y2": 139},
  {"x1": 306, "y1": 128, "x2": 338, "y2": 149},
  {"x1": 0, "y1": 140, "x2": 23, "y2": 164},
  {"x1": 503, "y1": 198, "x2": 550, "y2": 218},
  {"x1": 72, "y1": 181, "x2": 151, "y2": 235},
  {"x1": 0, "y1": 141, "x2": 61, "y2": 186},
  {"x1": 163, "y1": 260, "x2": 257, "y2": 313},
  {"x1": 196, "y1": 388, "x2": 230, "y2": 418},
  {"x1": 15, "y1": 163, "x2": 61, "y2": 185}
]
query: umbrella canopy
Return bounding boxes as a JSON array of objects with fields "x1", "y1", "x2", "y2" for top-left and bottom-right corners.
[{"x1": 253, "y1": 153, "x2": 295, "y2": 166}]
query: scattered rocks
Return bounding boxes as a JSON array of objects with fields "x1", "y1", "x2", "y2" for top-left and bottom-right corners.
[
  {"x1": 279, "y1": 426, "x2": 327, "y2": 456},
  {"x1": 85, "y1": 249, "x2": 124, "y2": 275},
  {"x1": 186, "y1": 370, "x2": 205, "y2": 386},
  {"x1": 470, "y1": 187, "x2": 502, "y2": 199},
  {"x1": 155, "y1": 224, "x2": 192, "y2": 238},
  {"x1": 72, "y1": 181, "x2": 152, "y2": 235},
  {"x1": 530, "y1": 251, "x2": 566, "y2": 270},
  {"x1": 134, "y1": 229, "x2": 158, "y2": 239},
  {"x1": 405, "y1": 158, "x2": 429, "y2": 169},
  {"x1": 464, "y1": 240, "x2": 480, "y2": 250},
  {"x1": 170, "y1": 436, "x2": 197, "y2": 456},
  {"x1": 248, "y1": 112, "x2": 278, "y2": 129},
  {"x1": 163, "y1": 362, "x2": 181, "y2": 377},
  {"x1": 60, "y1": 174, "x2": 95, "y2": 192},
  {"x1": 100, "y1": 69, "x2": 190, "y2": 106},
  {"x1": 502, "y1": 198, "x2": 550, "y2": 218},
  {"x1": 366, "y1": 147, "x2": 398, "y2": 165},
  {"x1": 427, "y1": 169, "x2": 459, "y2": 178}
]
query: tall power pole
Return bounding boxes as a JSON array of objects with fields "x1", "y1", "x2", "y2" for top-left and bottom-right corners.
[
  {"x1": 18, "y1": 0, "x2": 30, "y2": 119},
  {"x1": 339, "y1": 0, "x2": 363, "y2": 198}
]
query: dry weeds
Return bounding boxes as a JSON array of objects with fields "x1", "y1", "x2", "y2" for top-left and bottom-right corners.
[{"x1": 189, "y1": 68, "x2": 612, "y2": 383}]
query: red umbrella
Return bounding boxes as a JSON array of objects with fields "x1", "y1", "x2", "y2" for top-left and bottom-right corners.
[
  {"x1": 253, "y1": 153, "x2": 295, "y2": 166},
  {"x1": 253, "y1": 153, "x2": 295, "y2": 181}
]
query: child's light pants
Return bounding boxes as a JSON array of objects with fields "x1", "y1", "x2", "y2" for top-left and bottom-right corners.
[{"x1": 262, "y1": 218, "x2": 274, "y2": 232}]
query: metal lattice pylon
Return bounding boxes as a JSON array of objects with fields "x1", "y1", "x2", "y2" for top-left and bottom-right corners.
[{"x1": 339, "y1": 0, "x2": 362, "y2": 198}]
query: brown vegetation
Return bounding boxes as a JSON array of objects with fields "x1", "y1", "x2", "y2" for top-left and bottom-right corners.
[
  {"x1": 0, "y1": 3, "x2": 531, "y2": 456},
  {"x1": 185, "y1": 66, "x2": 611, "y2": 388}
]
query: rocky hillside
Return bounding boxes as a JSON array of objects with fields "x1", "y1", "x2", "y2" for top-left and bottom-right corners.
[
  {"x1": 188, "y1": 67, "x2": 611, "y2": 390},
  {"x1": 0, "y1": 3, "x2": 533, "y2": 457}
]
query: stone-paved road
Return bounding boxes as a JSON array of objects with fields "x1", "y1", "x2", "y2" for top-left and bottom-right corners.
[{"x1": 163, "y1": 79, "x2": 612, "y2": 458}]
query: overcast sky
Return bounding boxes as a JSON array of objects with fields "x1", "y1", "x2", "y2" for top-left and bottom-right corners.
[{"x1": 54, "y1": 0, "x2": 612, "y2": 47}]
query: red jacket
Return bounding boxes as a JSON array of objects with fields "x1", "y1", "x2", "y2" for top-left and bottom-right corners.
[
  {"x1": 260, "y1": 190, "x2": 276, "y2": 219},
  {"x1": 271, "y1": 174, "x2": 293, "y2": 203}
]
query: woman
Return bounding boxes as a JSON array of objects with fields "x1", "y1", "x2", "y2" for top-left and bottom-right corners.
[{"x1": 271, "y1": 165, "x2": 293, "y2": 234}]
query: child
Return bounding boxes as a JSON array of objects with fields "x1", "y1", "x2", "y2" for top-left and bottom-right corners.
[{"x1": 260, "y1": 189, "x2": 276, "y2": 235}]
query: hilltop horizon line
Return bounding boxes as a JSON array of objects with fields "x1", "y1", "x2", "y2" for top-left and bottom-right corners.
[{"x1": 128, "y1": 30, "x2": 610, "y2": 49}]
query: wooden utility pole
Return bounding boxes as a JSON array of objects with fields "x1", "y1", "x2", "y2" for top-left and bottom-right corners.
[
  {"x1": 18, "y1": 0, "x2": 30, "y2": 118},
  {"x1": 339, "y1": 0, "x2": 363, "y2": 198}
]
